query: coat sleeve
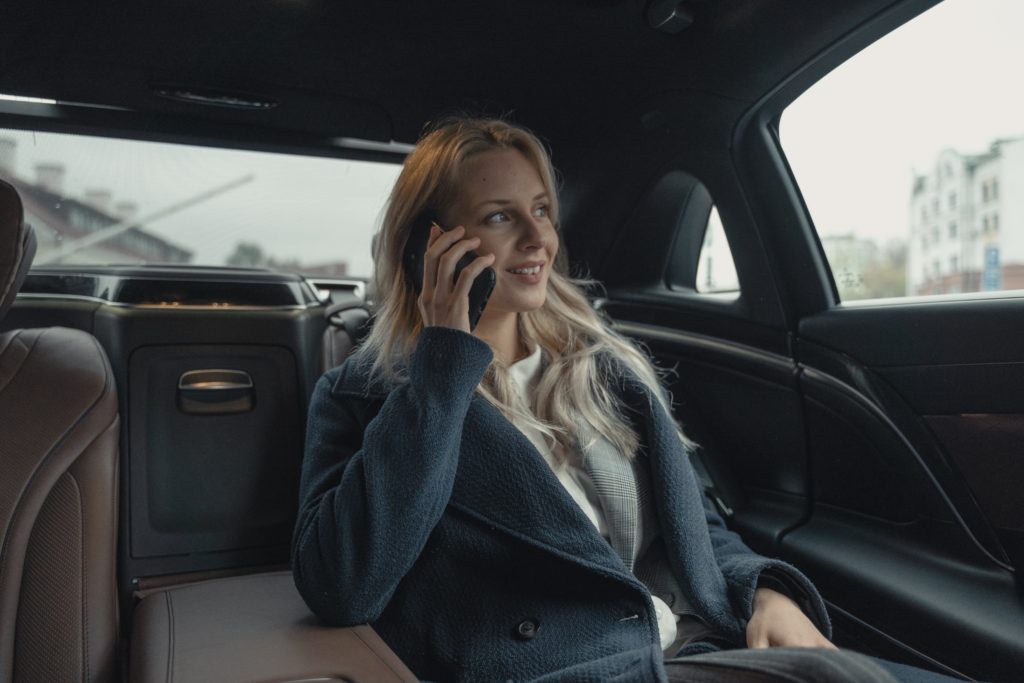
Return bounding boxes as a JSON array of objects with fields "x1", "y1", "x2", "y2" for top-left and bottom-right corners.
[
  {"x1": 291, "y1": 327, "x2": 493, "y2": 626},
  {"x1": 699, "y1": 480, "x2": 832, "y2": 638}
]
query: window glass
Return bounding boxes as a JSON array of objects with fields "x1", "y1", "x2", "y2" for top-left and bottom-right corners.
[
  {"x1": 0, "y1": 129, "x2": 401, "y2": 277},
  {"x1": 782, "y1": 0, "x2": 1024, "y2": 300},
  {"x1": 695, "y1": 206, "x2": 739, "y2": 293}
]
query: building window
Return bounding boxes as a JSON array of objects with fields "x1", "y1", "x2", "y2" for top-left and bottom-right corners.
[
  {"x1": 993, "y1": 213, "x2": 999, "y2": 231},
  {"x1": 948, "y1": 222, "x2": 957, "y2": 239},
  {"x1": 948, "y1": 192, "x2": 957, "y2": 209},
  {"x1": 950, "y1": 255, "x2": 959, "y2": 272},
  {"x1": 931, "y1": 226, "x2": 940, "y2": 244},
  {"x1": 932, "y1": 197, "x2": 939, "y2": 214},
  {"x1": 932, "y1": 260, "x2": 941, "y2": 277},
  {"x1": 982, "y1": 215, "x2": 991, "y2": 233},
  {"x1": 982, "y1": 178, "x2": 999, "y2": 203}
]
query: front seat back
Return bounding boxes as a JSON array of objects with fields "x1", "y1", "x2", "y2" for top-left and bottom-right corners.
[{"x1": 0, "y1": 179, "x2": 120, "y2": 683}]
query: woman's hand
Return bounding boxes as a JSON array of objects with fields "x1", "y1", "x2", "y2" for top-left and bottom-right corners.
[
  {"x1": 746, "y1": 587, "x2": 837, "y2": 650},
  {"x1": 418, "y1": 223, "x2": 495, "y2": 333}
]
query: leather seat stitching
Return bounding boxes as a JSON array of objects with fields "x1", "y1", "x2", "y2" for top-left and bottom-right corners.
[
  {"x1": 165, "y1": 590, "x2": 175, "y2": 683},
  {"x1": 71, "y1": 470, "x2": 90, "y2": 683}
]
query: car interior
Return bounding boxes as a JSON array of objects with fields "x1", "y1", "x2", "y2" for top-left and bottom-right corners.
[{"x1": 1, "y1": 0, "x2": 1022, "y2": 681}]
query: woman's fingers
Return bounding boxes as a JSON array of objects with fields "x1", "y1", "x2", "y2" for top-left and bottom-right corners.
[
  {"x1": 745, "y1": 617, "x2": 771, "y2": 649},
  {"x1": 418, "y1": 223, "x2": 490, "y2": 331},
  {"x1": 452, "y1": 253, "x2": 496, "y2": 301},
  {"x1": 433, "y1": 234, "x2": 480, "y2": 298},
  {"x1": 746, "y1": 587, "x2": 837, "y2": 650},
  {"x1": 421, "y1": 223, "x2": 458, "y2": 297}
]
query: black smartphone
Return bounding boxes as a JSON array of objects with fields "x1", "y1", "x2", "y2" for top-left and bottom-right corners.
[{"x1": 402, "y1": 213, "x2": 496, "y2": 331}]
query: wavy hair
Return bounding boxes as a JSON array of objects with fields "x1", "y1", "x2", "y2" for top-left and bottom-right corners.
[{"x1": 357, "y1": 117, "x2": 683, "y2": 460}]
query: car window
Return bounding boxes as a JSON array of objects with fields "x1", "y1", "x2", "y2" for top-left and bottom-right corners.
[
  {"x1": 695, "y1": 206, "x2": 739, "y2": 294},
  {"x1": 781, "y1": 0, "x2": 1024, "y2": 301},
  {"x1": 0, "y1": 128, "x2": 401, "y2": 277}
]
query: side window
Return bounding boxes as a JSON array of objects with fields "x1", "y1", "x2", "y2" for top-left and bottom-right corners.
[
  {"x1": 664, "y1": 175, "x2": 740, "y2": 295},
  {"x1": 781, "y1": 0, "x2": 1024, "y2": 301},
  {"x1": 695, "y1": 206, "x2": 739, "y2": 293}
]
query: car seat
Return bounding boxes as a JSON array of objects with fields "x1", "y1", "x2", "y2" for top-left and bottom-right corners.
[{"x1": 0, "y1": 178, "x2": 120, "y2": 682}]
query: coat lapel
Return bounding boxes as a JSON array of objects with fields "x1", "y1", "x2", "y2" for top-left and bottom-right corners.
[
  {"x1": 616, "y1": 377, "x2": 732, "y2": 620},
  {"x1": 448, "y1": 396, "x2": 634, "y2": 581}
]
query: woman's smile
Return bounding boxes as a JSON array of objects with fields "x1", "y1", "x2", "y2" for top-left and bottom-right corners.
[{"x1": 505, "y1": 260, "x2": 546, "y2": 283}]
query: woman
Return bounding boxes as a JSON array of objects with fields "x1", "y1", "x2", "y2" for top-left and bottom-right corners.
[{"x1": 292, "y1": 118, "x2": 946, "y2": 682}]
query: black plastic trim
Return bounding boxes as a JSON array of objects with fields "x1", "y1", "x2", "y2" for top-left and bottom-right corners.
[{"x1": 799, "y1": 366, "x2": 1012, "y2": 571}]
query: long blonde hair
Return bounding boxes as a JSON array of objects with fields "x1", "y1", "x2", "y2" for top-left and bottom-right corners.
[{"x1": 357, "y1": 117, "x2": 681, "y2": 460}]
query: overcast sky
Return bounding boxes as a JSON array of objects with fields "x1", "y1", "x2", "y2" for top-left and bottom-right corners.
[
  {"x1": 782, "y1": 0, "x2": 1024, "y2": 243},
  {"x1": 1, "y1": 0, "x2": 1021, "y2": 274}
]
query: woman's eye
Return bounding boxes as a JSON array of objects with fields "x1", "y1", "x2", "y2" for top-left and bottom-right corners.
[
  {"x1": 485, "y1": 211, "x2": 509, "y2": 224},
  {"x1": 532, "y1": 205, "x2": 549, "y2": 218}
]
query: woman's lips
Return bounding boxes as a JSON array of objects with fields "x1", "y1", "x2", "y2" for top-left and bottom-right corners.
[{"x1": 506, "y1": 262, "x2": 545, "y2": 284}]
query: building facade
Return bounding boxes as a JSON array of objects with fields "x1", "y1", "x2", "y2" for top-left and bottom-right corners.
[{"x1": 909, "y1": 137, "x2": 1024, "y2": 295}]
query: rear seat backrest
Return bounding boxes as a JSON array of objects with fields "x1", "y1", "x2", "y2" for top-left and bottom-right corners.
[{"x1": 0, "y1": 179, "x2": 120, "y2": 683}]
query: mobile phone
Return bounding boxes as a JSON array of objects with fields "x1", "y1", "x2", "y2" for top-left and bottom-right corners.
[{"x1": 402, "y1": 213, "x2": 496, "y2": 331}]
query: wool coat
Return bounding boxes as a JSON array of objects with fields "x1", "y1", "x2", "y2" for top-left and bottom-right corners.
[{"x1": 292, "y1": 327, "x2": 830, "y2": 682}]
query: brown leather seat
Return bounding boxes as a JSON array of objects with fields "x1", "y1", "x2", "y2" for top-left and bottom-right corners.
[
  {"x1": 0, "y1": 179, "x2": 120, "y2": 682},
  {"x1": 130, "y1": 571, "x2": 418, "y2": 683}
]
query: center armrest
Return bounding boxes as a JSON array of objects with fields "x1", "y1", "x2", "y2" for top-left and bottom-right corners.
[{"x1": 129, "y1": 570, "x2": 417, "y2": 683}]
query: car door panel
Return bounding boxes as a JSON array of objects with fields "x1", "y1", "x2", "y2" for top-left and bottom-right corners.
[
  {"x1": 604, "y1": 310, "x2": 810, "y2": 552},
  {"x1": 604, "y1": 293, "x2": 1024, "y2": 681}
]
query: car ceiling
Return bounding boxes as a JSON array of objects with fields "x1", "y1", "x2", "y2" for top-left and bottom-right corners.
[{"x1": 0, "y1": 0, "x2": 905, "y2": 148}]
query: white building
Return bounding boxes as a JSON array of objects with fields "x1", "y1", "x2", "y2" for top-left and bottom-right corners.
[{"x1": 909, "y1": 137, "x2": 1024, "y2": 295}]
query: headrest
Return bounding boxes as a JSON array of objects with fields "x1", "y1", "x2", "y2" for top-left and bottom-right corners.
[{"x1": 0, "y1": 179, "x2": 37, "y2": 321}]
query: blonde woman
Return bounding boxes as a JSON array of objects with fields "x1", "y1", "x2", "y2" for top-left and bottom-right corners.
[{"x1": 293, "y1": 118, "x2": 934, "y2": 682}]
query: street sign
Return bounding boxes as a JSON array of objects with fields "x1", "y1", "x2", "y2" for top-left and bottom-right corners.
[{"x1": 983, "y1": 245, "x2": 1002, "y2": 291}]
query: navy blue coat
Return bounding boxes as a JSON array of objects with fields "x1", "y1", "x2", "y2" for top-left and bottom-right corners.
[{"x1": 292, "y1": 327, "x2": 829, "y2": 682}]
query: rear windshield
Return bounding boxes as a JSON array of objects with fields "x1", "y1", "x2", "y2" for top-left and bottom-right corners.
[{"x1": 0, "y1": 129, "x2": 401, "y2": 278}]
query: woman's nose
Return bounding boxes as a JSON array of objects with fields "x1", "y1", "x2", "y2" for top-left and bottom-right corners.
[{"x1": 518, "y1": 214, "x2": 550, "y2": 249}]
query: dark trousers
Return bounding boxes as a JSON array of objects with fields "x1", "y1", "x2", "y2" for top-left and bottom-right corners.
[{"x1": 664, "y1": 649, "x2": 966, "y2": 683}]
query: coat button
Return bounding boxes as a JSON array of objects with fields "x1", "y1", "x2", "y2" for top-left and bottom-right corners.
[{"x1": 514, "y1": 619, "x2": 539, "y2": 640}]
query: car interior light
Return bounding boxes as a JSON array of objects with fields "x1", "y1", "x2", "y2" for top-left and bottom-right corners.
[
  {"x1": 330, "y1": 137, "x2": 416, "y2": 154},
  {"x1": 151, "y1": 84, "x2": 278, "y2": 109},
  {"x1": 0, "y1": 93, "x2": 58, "y2": 105},
  {"x1": 647, "y1": 0, "x2": 694, "y2": 34}
]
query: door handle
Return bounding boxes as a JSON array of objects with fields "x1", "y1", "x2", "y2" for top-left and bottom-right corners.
[{"x1": 177, "y1": 369, "x2": 254, "y2": 414}]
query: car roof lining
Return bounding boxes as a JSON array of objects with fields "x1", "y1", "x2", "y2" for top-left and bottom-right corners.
[{"x1": 0, "y1": 0, "x2": 904, "y2": 146}]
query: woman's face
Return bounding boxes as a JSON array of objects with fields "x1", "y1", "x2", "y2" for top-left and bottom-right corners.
[{"x1": 443, "y1": 148, "x2": 559, "y2": 319}]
